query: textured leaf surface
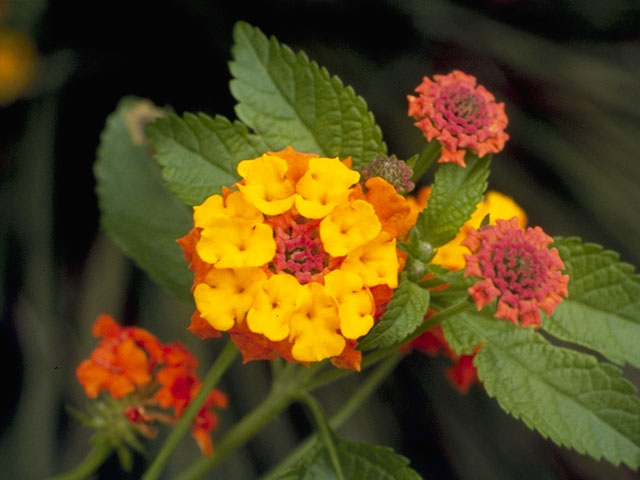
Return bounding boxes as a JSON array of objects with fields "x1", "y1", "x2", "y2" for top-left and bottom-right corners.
[
  {"x1": 279, "y1": 435, "x2": 421, "y2": 480},
  {"x1": 412, "y1": 154, "x2": 490, "y2": 248},
  {"x1": 147, "y1": 113, "x2": 269, "y2": 206},
  {"x1": 544, "y1": 237, "x2": 640, "y2": 367},
  {"x1": 95, "y1": 97, "x2": 192, "y2": 301},
  {"x1": 442, "y1": 312, "x2": 640, "y2": 469},
  {"x1": 229, "y1": 21, "x2": 386, "y2": 170},
  {"x1": 358, "y1": 273, "x2": 430, "y2": 351}
]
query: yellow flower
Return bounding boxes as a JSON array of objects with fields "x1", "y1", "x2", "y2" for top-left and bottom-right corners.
[
  {"x1": 194, "y1": 191, "x2": 262, "y2": 228},
  {"x1": 0, "y1": 29, "x2": 37, "y2": 105},
  {"x1": 194, "y1": 191, "x2": 276, "y2": 268},
  {"x1": 324, "y1": 270, "x2": 374, "y2": 339},
  {"x1": 237, "y1": 154, "x2": 295, "y2": 215},
  {"x1": 295, "y1": 157, "x2": 360, "y2": 218},
  {"x1": 319, "y1": 200, "x2": 381, "y2": 257},
  {"x1": 340, "y1": 232, "x2": 399, "y2": 288},
  {"x1": 433, "y1": 191, "x2": 527, "y2": 270},
  {"x1": 289, "y1": 283, "x2": 345, "y2": 362},
  {"x1": 197, "y1": 217, "x2": 276, "y2": 268},
  {"x1": 194, "y1": 268, "x2": 267, "y2": 331},
  {"x1": 247, "y1": 273, "x2": 301, "y2": 341}
]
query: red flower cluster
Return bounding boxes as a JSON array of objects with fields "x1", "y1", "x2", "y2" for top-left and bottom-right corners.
[{"x1": 76, "y1": 314, "x2": 227, "y2": 456}]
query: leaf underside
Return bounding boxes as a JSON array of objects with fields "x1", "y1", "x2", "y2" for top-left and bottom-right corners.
[{"x1": 94, "y1": 97, "x2": 192, "y2": 301}]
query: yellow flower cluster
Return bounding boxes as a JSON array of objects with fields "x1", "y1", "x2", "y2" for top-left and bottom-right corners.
[{"x1": 185, "y1": 148, "x2": 409, "y2": 364}]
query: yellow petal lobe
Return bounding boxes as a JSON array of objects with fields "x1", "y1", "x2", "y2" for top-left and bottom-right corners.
[
  {"x1": 247, "y1": 273, "x2": 302, "y2": 341},
  {"x1": 319, "y1": 200, "x2": 381, "y2": 257},
  {"x1": 289, "y1": 283, "x2": 345, "y2": 362},
  {"x1": 324, "y1": 270, "x2": 374, "y2": 339},
  {"x1": 237, "y1": 154, "x2": 295, "y2": 215},
  {"x1": 193, "y1": 268, "x2": 267, "y2": 331},
  {"x1": 194, "y1": 191, "x2": 262, "y2": 229},
  {"x1": 295, "y1": 157, "x2": 360, "y2": 219},
  {"x1": 341, "y1": 232, "x2": 399, "y2": 288},
  {"x1": 197, "y1": 218, "x2": 276, "y2": 268}
]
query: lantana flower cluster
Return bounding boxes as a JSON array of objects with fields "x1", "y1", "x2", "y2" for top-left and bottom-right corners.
[
  {"x1": 76, "y1": 314, "x2": 227, "y2": 456},
  {"x1": 464, "y1": 217, "x2": 569, "y2": 327},
  {"x1": 408, "y1": 70, "x2": 509, "y2": 167},
  {"x1": 180, "y1": 147, "x2": 417, "y2": 369}
]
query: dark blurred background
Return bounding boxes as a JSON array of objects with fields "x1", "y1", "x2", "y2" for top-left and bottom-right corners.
[{"x1": 2, "y1": 0, "x2": 640, "y2": 478}]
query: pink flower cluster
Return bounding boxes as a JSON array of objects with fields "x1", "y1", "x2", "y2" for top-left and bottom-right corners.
[
  {"x1": 463, "y1": 217, "x2": 569, "y2": 327},
  {"x1": 408, "y1": 70, "x2": 509, "y2": 167}
]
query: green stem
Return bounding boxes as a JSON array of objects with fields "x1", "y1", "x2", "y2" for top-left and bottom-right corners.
[
  {"x1": 410, "y1": 140, "x2": 441, "y2": 184},
  {"x1": 296, "y1": 393, "x2": 344, "y2": 480},
  {"x1": 47, "y1": 443, "x2": 112, "y2": 480},
  {"x1": 141, "y1": 340, "x2": 238, "y2": 480},
  {"x1": 175, "y1": 363, "x2": 318, "y2": 480},
  {"x1": 262, "y1": 354, "x2": 402, "y2": 480}
]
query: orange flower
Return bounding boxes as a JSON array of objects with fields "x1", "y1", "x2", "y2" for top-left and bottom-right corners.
[
  {"x1": 154, "y1": 343, "x2": 228, "y2": 456},
  {"x1": 408, "y1": 70, "x2": 509, "y2": 167},
  {"x1": 76, "y1": 315, "x2": 227, "y2": 456},
  {"x1": 154, "y1": 343, "x2": 200, "y2": 414},
  {"x1": 76, "y1": 314, "x2": 160, "y2": 398},
  {"x1": 192, "y1": 390, "x2": 228, "y2": 456}
]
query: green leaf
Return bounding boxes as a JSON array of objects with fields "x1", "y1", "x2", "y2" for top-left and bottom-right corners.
[
  {"x1": 358, "y1": 273, "x2": 430, "y2": 351},
  {"x1": 279, "y1": 435, "x2": 421, "y2": 480},
  {"x1": 94, "y1": 97, "x2": 192, "y2": 301},
  {"x1": 442, "y1": 312, "x2": 640, "y2": 469},
  {"x1": 411, "y1": 153, "x2": 490, "y2": 249},
  {"x1": 146, "y1": 113, "x2": 270, "y2": 206},
  {"x1": 439, "y1": 310, "x2": 486, "y2": 355},
  {"x1": 229, "y1": 21, "x2": 386, "y2": 170},
  {"x1": 544, "y1": 237, "x2": 640, "y2": 368}
]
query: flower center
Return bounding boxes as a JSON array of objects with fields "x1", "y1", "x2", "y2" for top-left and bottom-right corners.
[
  {"x1": 271, "y1": 214, "x2": 328, "y2": 284},
  {"x1": 435, "y1": 85, "x2": 490, "y2": 136},
  {"x1": 484, "y1": 238, "x2": 548, "y2": 300}
]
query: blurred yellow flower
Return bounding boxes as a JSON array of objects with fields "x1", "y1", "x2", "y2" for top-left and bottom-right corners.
[{"x1": 0, "y1": 29, "x2": 37, "y2": 104}]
